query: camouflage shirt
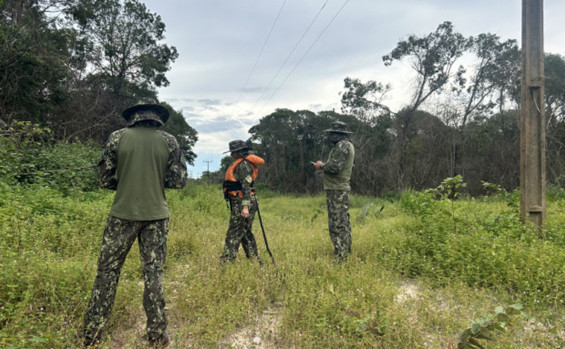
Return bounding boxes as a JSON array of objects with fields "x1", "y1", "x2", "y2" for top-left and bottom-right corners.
[
  {"x1": 322, "y1": 139, "x2": 355, "y2": 191},
  {"x1": 233, "y1": 159, "x2": 254, "y2": 206},
  {"x1": 98, "y1": 126, "x2": 188, "y2": 220}
]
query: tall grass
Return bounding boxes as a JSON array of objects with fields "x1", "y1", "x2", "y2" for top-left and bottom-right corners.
[{"x1": 0, "y1": 183, "x2": 563, "y2": 348}]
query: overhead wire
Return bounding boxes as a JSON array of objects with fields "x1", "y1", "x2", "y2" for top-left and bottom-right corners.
[
  {"x1": 232, "y1": 0, "x2": 288, "y2": 114},
  {"x1": 255, "y1": 0, "x2": 351, "y2": 117},
  {"x1": 251, "y1": 0, "x2": 329, "y2": 112}
]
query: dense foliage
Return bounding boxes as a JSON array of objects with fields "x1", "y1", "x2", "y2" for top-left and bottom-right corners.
[
  {"x1": 0, "y1": 121, "x2": 99, "y2": 192},
  {"x1": 244, "y1": 107, "x2": 521, "y2": 195},
  {"x1": 0, "y1": 0, "x2": 198, "y2": 163}
]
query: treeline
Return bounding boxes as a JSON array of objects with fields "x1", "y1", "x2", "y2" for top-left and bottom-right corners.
[
  {"x1": 239, "y1": 107, "x2": 520, "y2": 196},
  {"x1": 0, "y1": 0, "x2": 197, "y2": 163},
  {"x1": 221, "y1": 22, "x2": 565, "y2": 196},
  {"x1": 3, "y1": 3, "x2": 565, "y2": 196}
]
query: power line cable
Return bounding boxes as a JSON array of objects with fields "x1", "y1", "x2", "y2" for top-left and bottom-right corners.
[
  {"x1": 255, "y1": 0, "x2": 350, "y2": 117},
  {"x1": 232, "y1": 0, "x2": 287, "y2": 113},
  {"x1": 256, "y1": 0, "x2": 350, "y2": 117},
  {"x1": 252, "y1": 0, "x2": 329, "y2": 111}
]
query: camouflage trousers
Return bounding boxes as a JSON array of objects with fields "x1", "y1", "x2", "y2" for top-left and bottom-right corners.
[
  {"x1": 220, "y1": 197, "x2": 261, "y2": 263},
  {"x1": 326, "y1": 190, "x2": 352, "y2": 262},
  {"x1": 83, "y1": 216, "x2": 169, "y2": 341}
]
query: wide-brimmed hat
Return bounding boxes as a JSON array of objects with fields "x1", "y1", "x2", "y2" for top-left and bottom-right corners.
[
  {"x1": 224, "y1": 140, "x2": 250, "y2": 153},
  {"x1": 122, "y1": 98, "x2": 169, "y2": 126},
  {"x1": 324, "y1": 121, "x2": 353, "y2": 134}
]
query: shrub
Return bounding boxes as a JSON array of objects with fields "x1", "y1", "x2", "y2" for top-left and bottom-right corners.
[{"x1": 0, "y1": 121, "x2": 100, "y2": 193}]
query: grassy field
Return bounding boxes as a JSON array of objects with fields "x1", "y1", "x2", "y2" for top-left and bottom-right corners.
[{"x1": 0, "y1": 182, "x2": 564, "y2": 348}]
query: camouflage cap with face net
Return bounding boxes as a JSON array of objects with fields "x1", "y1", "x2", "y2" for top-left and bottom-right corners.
[
  {"x1": 324, "y1": 121, "x2": 353, "y2": 134},
  {"x1": 122, "y1": 98, "x2": 169, "y2": 126},
  {"x1": 224, "y1": 140, "x2": 250, "y2": 153}
]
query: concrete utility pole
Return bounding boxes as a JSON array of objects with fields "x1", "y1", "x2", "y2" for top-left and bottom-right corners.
[{"x1": 519, "y1": 0, "x2": 545, "y2": 227}]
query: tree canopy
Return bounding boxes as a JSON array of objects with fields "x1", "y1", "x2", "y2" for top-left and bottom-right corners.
[
  {"x1": 3, "y1": 9, "x2": 565, "y2": 195},
  {"x1": 0, "y1": 0, "x2": 196, "y2": 158}
]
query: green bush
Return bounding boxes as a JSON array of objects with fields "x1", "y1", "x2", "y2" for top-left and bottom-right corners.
[
  {"x1": 0, "y1": 121, "x2": 100, "y2": 193},
  {"x1": 0, "y1": 185, "x2": 109, "y2": 348},
  {"x1": 390, "y1": 178, "x2": 565, "y2": 307},
  {"x1": 0, "y1": 121, "x2": 52, "y2": 185}
]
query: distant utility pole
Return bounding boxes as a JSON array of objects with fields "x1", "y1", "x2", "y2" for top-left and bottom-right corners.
[
  {"x1": 519, "y1": 0, "x2": 545, "y2": 228},
  {"x1": 203, "y1": 160, "x2": 213, "y2": 173},
  {"x1": 203, "y1": 160, "x2": 213, "y2": 183}
]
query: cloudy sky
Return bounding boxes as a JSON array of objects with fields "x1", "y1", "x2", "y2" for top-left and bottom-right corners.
[{"x1": 142, "y1": 0, "x2": 565, "y2": 177}]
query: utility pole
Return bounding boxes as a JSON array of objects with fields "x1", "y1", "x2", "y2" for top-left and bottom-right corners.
[
  {"x1": 203, "y1": 160, "x2": 213, "y2": 183},
  {"x1": 519, "y1": 0, "x2": 545, "y2": 228},
  {"x1": 203, "y1": 160, "x2": 212, "y2": 173}
]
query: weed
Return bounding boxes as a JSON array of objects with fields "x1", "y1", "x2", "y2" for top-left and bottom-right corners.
[{"x1": 458, "y1": 304, "x2": 528, "y2": 348}]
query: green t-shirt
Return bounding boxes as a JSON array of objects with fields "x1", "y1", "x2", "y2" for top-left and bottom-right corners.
[
  {"x1": 110, "y1": 127, "x2": 169, "y2": 220},
  {"x1": 97, "y1": 126, "x2": 188, "y2": 221}
]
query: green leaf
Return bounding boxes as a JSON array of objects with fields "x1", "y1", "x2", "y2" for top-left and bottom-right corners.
[
  {"x1": 474, "y1": 330, "x2": 494, "y2": 341},
  {"x1": 459, "y1": 328, "x2": 471, "y2": 340},
  {"x1": 496, "y1": 313, "x2": 510, "y2": 323},
  {"x1": 468, "y1": 337, "x2": 487, "y2": 349},
  {"x1": 471, "y1": 323, "x2": 482, "y2": 334},
  {"x1": 507, "y1": 304, "x2": 523, "y2": 315}
]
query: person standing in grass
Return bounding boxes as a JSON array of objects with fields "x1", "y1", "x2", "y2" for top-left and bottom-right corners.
[
  {"x1": 221, "y1": 140, "x2": 265, "y2": 264},
  {"x1": 83, "y1": 98, "x2": 188, "y2": 348},
  {"x1": 314, "y1": 121, "x2": 355, "y2": 262}
]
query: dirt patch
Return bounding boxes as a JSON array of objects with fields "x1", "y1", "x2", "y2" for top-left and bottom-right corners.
[
  {"x1": 396, "y1": 280, "x2": 421, "y2": 303},
  {"x1": 108, "y1": 305, "x2": 146, "y2": 348},
  {"x1": 218, "y1": 305, "x2": 283, "y2": 349}
]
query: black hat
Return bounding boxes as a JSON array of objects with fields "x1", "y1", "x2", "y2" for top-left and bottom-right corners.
[
  {"x1": 122, "y1": 98, "x2": 169, "y2": 126},
  {"x1": 324, "y1": 121, "x2": 353, "y2": 134}
]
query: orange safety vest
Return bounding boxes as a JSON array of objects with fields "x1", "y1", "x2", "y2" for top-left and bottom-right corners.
[{"x1": 223, "y1": 154, "x2": 265, "y2": 199}]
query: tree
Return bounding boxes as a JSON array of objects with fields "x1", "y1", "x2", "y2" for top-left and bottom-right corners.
[
  {"x1": 340, "y1": 77, "x2": 391, "y2": 123},
  {"x1": 383, "y1": 21, "x2": 468, "y2": 113},
  {"x1": 51, "y1": 0, "x2": 180, "y2": 143},
  {"x1": 338, "y1": 77, "x2": 397, "y2": 195},
  {"x1": 456, "y1": 34, "x2": 519, "y2": 128},
  {"x1": 249, "y1": 109, "x2": 316, "y2": 192},
  {"x1": 0, "y1": 0, "x2": 198, "y2": 170},
  {"x1": 249, "y1": 109, "x2": 357, "y2": 193},
  {"x1": 65, "y1": 0, "x2": 178, "y2": 101},
  {"x1": 162, "y1": 102, "x2": 198, "y2": 165},
  {"x1": 545, "y1": 54, "x2": 565, "y2": 126},
  {"x1": 438, "y1": 34, "x2": 520, "y2": 182},
  {"x1": 219, "y1": 155, "x2": 234, "y2": 173},
  {"x1": 460, "y1": 111, "x2": 520, "y2": 193},
  {"x1": 382, "y1": 21, "x2": 468, "y2": 188},
  {"x1": 0, "y1": 0, "x2": 73, "y2": 124},
  {"x1": 544, "y1": 54, "x2": 565, "y2": 184}
]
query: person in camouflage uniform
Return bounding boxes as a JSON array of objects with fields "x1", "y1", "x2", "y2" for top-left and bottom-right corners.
[
  {"x1": 314, "y1": 121, "x2": 355, "y2": 262},
  {"x1": 221, "y1": 140, "x2": 265, "y2": 264},
  {"x1": 83, "y1": 98, "x2": 188, "y2": 348}
]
